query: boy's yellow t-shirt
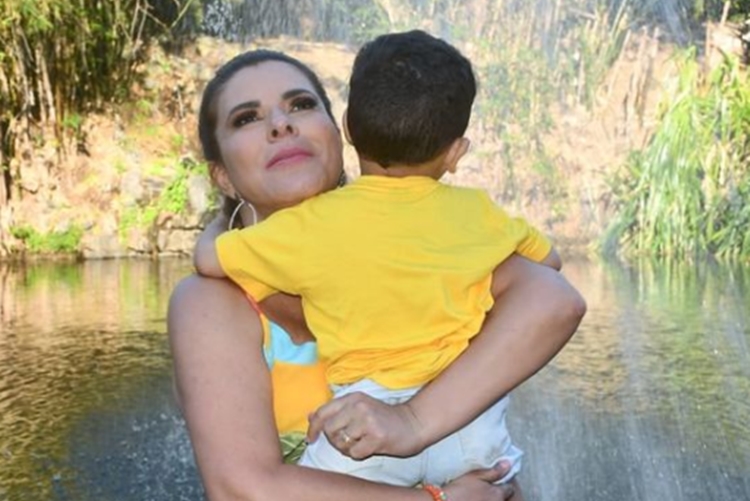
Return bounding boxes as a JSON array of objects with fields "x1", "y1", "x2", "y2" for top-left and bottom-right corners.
[{"x1": 218, "y1": 176, "x2": 551, "y2": 389}]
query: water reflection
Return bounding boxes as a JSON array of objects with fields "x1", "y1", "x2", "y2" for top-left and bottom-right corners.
[
  {"x1": 512, "y1": 258, "x2": 750, "y2": 501},
  {"x1": 0, "y1": 259, "x2": 201, "y2": 501},
  {"x1": 1, "y1": 258, "x2": 748, "y2": 500}
]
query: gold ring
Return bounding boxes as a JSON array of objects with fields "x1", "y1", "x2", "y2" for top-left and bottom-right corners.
[{"x1": 339, "y1": 430, "x2": 353, "y2": 445}]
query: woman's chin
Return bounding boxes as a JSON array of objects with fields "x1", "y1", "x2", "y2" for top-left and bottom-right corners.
[
  {"x1": 271, "y1": 186, "x2": 324, "y2": 211},
  {"x1": 278, "y1": 175, "x2": 336, "y2": 203}
]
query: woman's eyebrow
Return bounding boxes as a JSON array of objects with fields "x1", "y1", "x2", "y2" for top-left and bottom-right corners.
[
  {"x1": 228, "y1": 100, "x2": 260, "y2": 117},
  {"x1": 281, "y1": 88, "x2": 314, "y2": 100}
]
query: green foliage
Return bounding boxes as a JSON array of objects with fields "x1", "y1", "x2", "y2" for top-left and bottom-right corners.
[
  {"x1": 160, "y1": 166, "x2": 192, "y2": 215},
  {"x1": 201, "y1": 0, "x2": 389, "y2": 44},
  {"x1": 0, "y1": 0, "x2": 200, "y2": 180},
  {"x1": 61, "y1": 113, "x2": 83, "y2": 132},
  {"x1": 345, "y1": 1, "x2": 390, "y2": 45},
  {"x1": 605, "y1": 50, "x2": 750, "y2": 260},
  {"x1": 118, "y1": 158, "x2": 204, "y2": 239},
  {"x1": 11, "y1": 224, "x2": 84, "y2": 254}
]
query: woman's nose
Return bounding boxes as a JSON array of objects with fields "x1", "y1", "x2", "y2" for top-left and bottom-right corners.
[{"x1": 268, "y1": 109, "x2": 296, "y2": 139}]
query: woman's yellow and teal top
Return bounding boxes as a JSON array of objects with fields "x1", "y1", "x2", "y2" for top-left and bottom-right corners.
[{"x1": 255, "y1": 306, "x2": 331, "y2": 435}]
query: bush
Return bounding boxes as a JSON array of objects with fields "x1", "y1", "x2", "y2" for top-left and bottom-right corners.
[{"x1": 11, "y1": 225, "x2": 84, "y2": 254}]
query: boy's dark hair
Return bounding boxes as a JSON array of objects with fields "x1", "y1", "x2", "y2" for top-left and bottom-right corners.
[{"x1": 346, "y1": 30, "x2": 476, "y2": 167}]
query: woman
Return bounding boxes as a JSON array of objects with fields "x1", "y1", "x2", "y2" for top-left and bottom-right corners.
[{"x1": 168, "y1": 49, "x2": 586, "y2": 501}]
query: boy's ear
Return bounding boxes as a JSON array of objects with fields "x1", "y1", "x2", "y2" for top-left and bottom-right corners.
[
  {"x1": 443, "y1": 137, "x2": 470, "y2": 174},
  {"x1": 209, "y1": 162, "x2": 236, "y2": 198},
  {"x1": 342, "y1": 109, "x2": 353, "y2": 145}
]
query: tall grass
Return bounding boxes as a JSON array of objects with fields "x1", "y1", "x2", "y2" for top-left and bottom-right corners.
[{"x1": 605, "y1": 49, "x2": 750, "y2": 260}]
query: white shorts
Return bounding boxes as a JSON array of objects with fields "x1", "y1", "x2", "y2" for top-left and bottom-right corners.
[{"x1": 299, "y1": 379, "x2": 523, "y2": 486}]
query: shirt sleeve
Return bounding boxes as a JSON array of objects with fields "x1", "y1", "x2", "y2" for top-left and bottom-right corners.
[
  {"x1": 479, "y1": 191, "x2": 552, "y2": 263},
  {"x1": 215, "y1": 209, "x2": 306, "y2": 302},
  {"x1": 509, "y1": 217, "x2": 552, "y2": 262}
]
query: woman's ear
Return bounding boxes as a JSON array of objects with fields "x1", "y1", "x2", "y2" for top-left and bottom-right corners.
[
  {"x1": 342, "y1": 109, "x2": 353, "y2": 145},
  {"x1": 209, "y1": 162, "x2": 236, "y2": 198},
  {"x1": 443, "y1": 137, "x2": 470, "y2": 174}
]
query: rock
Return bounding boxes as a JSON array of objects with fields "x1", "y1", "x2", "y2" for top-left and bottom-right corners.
[
  {"x1": 187, "y1": 174, "x2": 213, "y2": 217},
  {"x1": 120, "y1": 169, "x2": 146, "y2": 207},
  {"x1": 157, "y1": 227, "x2": 198, "y2": 256},
  {"x1": 81, "y1": 233, "x2": 129, "y2": 259}
]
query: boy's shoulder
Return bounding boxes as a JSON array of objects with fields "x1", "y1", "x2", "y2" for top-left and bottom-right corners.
[
  {"x1": 282, "y1": 179, "x2": 499, "y2": 213},
  {"x1": 437, "y1": 182, "x2": 496, "y2": 203}
]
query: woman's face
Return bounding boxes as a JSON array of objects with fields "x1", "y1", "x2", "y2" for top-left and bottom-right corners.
[{"x1": 212, "y1": 61, "x2": 343, "y2": 217}]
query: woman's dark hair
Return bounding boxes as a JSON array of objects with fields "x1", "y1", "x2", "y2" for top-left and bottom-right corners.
[{"x1": 197, "y1": 50, "x2": 337, "y2": 226}]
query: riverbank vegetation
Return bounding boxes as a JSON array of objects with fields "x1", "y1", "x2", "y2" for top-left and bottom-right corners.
[
  {"x1": 606, "y1": 50, "x2": 750, "y2": 259},
  {"x1": 1, "y1": 0, "x2": 749, "y2": 260}
]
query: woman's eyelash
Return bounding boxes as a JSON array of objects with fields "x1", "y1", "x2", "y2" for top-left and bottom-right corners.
[
  {"x1": 230, "y1": 96, "x2": 317, "y2": 127},
  {"x1": 232, "y1": 110, "x2": 259, "y2": 127},
  {"x1": 290, "y1": 96, "x2": 318, "y2": 111}
]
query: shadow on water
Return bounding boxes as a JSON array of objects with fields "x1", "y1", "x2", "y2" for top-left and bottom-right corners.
[{"x1": 1, "y1": 257, "x2": 749, "y2": 500}]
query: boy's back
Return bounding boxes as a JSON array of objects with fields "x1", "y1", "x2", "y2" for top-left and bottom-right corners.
[
  {"x1": 217, "y1": 174, "x2": 550, "y2": 388},
  {"x1": 216, "y1": 30, "x2": 553, "y2": 390}
]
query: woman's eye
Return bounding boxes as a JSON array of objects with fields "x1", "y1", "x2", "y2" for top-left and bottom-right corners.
[
  {"x1": 290, "y1": 96, "x2": 318, "y2": 112},
  {"x1": 232, "y1": 111, "x2": 259, "y2": 127}
]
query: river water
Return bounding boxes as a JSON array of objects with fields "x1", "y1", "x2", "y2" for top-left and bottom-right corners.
[{"x1": 1, "y1": 258, "x2": 748, "y2": 501}]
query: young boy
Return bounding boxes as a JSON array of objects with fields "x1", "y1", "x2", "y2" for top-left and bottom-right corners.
[{"x1": 195, "y1": 30, "x2": 560, "y2": 490}]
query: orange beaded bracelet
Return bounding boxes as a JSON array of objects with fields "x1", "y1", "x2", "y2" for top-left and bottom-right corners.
[{"x1": 423, "y1": 484, "x2": 448, "y2": 501}]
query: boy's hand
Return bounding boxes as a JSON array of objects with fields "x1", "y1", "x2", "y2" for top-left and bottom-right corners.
[
  {"x1": 444, "y1": 461, "x2": 516, "y2": 501},
  {"x1": 193, "y1": 216, "x2": 227, "y2": 277},
  {"x1": 306, "y1": 392, "x2": 426, "y2": 459}
]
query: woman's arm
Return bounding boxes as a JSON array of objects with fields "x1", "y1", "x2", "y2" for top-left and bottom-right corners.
[
  {"x1": 308, "y1": 255, "x2": 586, "y2": 459},
  {"x1": 168, "y1": 274, "x2": 515, "y2": 501},
  {"x1": 540, "y1": 247, "x2": 562, "y2": 270}
]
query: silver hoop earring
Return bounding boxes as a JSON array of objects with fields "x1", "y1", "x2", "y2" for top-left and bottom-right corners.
[{"x1": 227, "y1": 196, "x2": 258, "y2": 230}]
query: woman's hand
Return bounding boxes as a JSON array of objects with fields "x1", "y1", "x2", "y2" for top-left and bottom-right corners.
[
  {"x1": 307, "y1": 392, "x2": 425, "y2": 459},
  {"x1": 443, "y1": 462, "x2": 516, "y2": 501}
]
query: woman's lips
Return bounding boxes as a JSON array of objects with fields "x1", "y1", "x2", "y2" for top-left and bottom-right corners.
[{"x1": 266, "y1": 148, "x2": 313, "y2": 169}]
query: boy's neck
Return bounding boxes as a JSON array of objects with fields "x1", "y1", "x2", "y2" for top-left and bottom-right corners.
[{"x1": 358, "y1": 156, "x2": 447, "y2": 180}]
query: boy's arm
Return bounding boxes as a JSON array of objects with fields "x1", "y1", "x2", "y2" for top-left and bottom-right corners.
[
  {"x1": 511, "y1": 215, "x2": 565, "y2": 271},
  {"x1": 408, "y1": 255, "x2": 582, "y2": 450},
  {"x1": 193, "y1": 216, "x2": 227, "y2": 278}
]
